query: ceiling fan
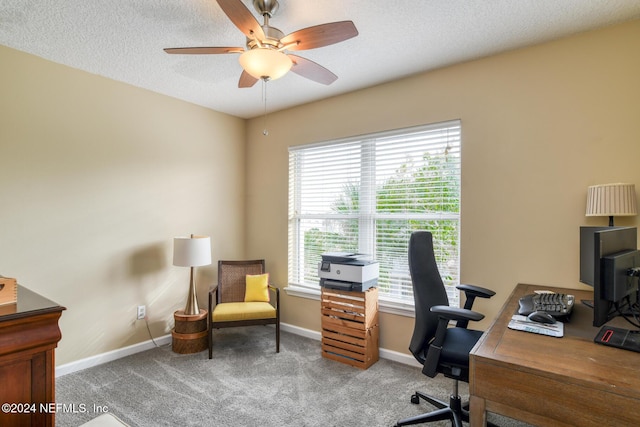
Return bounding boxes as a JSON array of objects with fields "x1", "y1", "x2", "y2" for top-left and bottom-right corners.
[{"x1": 164, "y1": 0, "x2": 358, "y2": 88}]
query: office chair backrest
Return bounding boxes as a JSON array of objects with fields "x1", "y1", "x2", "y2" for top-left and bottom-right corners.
[
  {"x1": 217, "y1": 260, "x2": 265, "y2": 303},
  {"x1": 408, "y1": 231, "x2": 450, "y2": 365}
]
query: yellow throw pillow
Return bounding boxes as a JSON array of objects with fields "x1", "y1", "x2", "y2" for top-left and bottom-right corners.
[{"x1": 245, "y1": 273, "x2": 270, "y2": 302}]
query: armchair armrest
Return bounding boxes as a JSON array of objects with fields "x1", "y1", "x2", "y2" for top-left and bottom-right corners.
[
  {"x1": 208, "y1": 284, "x2": 219, "y2": 313},
  {"x1": 268, "y1": 284, "x2": 280, "y2": 310}
]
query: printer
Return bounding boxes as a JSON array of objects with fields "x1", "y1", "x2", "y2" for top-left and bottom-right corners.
[{"x1": 318, "y1": 252, "x2": 379, "y2": 292}]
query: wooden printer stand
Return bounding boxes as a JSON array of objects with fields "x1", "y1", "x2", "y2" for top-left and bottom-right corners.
[{"x1": 320, "y1": 287, "x2": 379, "y2": 369}]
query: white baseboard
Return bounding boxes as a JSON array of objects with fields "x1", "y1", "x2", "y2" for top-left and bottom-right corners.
[
  {"x1": 56, "y1": 322, "x2": 419, "y2": 377},
  {"x1": 56, "y1": 334, "x2": 172, "y2": 377},
  {"x1": 280, "y1": 322, "x2": 321, "y2": 340},
  {"x1": 379, "y1": 347, "x2": 422, "y2": 367},
  {"x1": 280, "y1": 322, "x2": 421, "y2": 367}
]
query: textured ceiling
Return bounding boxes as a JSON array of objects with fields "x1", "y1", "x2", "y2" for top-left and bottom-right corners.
[{"x1": 1, "y1": 0, "x2": 640, "y2": 119}]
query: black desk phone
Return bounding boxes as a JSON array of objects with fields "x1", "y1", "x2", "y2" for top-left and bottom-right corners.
[
  {"x1": 594, "y1": 326, "x2": 640, "y2": 353},
  {"x1": 518, "y1": 292, "x2": 575, "y2": 319}
]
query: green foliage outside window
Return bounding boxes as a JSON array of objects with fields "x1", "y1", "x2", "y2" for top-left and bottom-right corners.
[{"x1": 302, "y1": 152, "x2": 460, "y2": 301}]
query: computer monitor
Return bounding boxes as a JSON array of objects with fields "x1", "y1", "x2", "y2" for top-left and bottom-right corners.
[{"x1": 580, "y1": 226, "x2": 639, "y2": 327}]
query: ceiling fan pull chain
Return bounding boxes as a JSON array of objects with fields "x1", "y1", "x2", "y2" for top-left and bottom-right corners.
[{"x1": 262, "y1": 79, "x2": 269, "y2": 136}]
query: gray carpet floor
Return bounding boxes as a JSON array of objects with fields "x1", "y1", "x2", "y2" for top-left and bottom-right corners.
[{"x1": 56, "y1": 327, "x2": 530, "y2": 427}]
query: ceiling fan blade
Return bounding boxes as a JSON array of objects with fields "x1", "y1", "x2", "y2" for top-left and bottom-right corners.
[
  {"x1": 239, "y1": 70, "x2": 259, "y2": 88},
  {"x1": 164, "y1": 47, "x2": 244, "y2": 55},
  {"x1": 288, "y1": 54, "x2": 337, "y2": 85},
  {"x1": 216, "y1": 0, "x2": 265, "y2": 40},
  {"x1": 281, "y1": 21, "x2": 358, "y2": 51}
]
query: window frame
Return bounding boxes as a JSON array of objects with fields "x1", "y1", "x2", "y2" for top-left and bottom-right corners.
[{"x1": 286, "y1": 120, "x2": 461, "y2": 316}]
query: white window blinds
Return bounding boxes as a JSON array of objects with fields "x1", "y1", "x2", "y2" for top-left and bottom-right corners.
[{"x1": 288, "y1": 120, "x2": 461, "y2": 306}]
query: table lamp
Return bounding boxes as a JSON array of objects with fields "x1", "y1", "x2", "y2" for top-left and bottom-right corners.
[
  {"x1": 586, "y1": 183, "x2": 638, "y2": 226},
  {"x1": 173, "y1": 235, "x2": 211, "y2": 315}
]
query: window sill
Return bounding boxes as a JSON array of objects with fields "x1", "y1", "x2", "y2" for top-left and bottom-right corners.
[{"x1": 284, "y1": 285, "x2": 415, "y2": 317}]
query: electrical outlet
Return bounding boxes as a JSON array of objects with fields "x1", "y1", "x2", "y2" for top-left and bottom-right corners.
[{"x1": 137, "y1": 305, "x2": 146, "y2": 320}]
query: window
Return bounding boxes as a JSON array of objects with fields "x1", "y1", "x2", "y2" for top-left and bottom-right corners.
[{"x1": 288, "y1": 120, "x2": 461, "y2": 309}]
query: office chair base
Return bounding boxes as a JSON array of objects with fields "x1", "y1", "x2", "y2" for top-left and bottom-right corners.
[
  {"x1": 397, "y1": 391, "x2": 500, "y2": 427},
  {"x1": 395, "y1": 407, "x2": 460, "y2": 426},
  {"x1": 410, "y1": 391, "x2": 446, "y2": 408},
  {"x1": 396, "y1": 392, "x2": 464, "y2": 427}
]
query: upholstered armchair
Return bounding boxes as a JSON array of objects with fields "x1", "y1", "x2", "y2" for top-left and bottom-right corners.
[{"x1": 208, "y1": 259, "x2": 280, "y2": 359}]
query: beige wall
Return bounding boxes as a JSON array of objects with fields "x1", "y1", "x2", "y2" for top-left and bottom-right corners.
[
  {"x1": 0, "y1": 45, "x2": 246, "y2": 365},
  {"x1": 2, "y1": 19, "x2": 639, "y2": 365},
  {"x1": 245, "y1": 20, "x2": 640, "y2": 354}
]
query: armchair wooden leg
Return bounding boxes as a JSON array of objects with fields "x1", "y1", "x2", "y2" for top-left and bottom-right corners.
[
  {"x1": 276, "y1": 322, "x2": 280, "y2": 353},
  {"x1": 208, "y1": 325, "x2": 213, "y2": 359}
]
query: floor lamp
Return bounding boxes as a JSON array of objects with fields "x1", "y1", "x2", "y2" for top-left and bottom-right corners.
[{"x1": 173, "y1": 235, "x2": 211, "y2": 315}]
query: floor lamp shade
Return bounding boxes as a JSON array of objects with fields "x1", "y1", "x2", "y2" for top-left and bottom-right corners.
[
  {"x1": 586, "y1": 183, "x2": 638, "y2": 226},
  {"x1": 173, "y1": 235, "x2": 211, "y2": 315}
]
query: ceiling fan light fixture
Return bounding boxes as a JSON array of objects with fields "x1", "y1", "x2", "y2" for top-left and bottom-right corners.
[{"x1": 239, "y1": 48, "x2": 292, "y2": 80}]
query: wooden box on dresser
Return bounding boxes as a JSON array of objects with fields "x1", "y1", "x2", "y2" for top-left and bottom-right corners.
[{"x1": 0, "y1": 284, "x2": 65, "y2": 427}]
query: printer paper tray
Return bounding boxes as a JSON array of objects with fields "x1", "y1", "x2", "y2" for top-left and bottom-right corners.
[{"x1": 319, "y1": 278, "x2": 377, "y2": 292}]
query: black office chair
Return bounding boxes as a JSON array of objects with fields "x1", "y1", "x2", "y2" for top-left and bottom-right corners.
[{"x1": 396, "y1": 231, "x2": 496, "y2": 427}]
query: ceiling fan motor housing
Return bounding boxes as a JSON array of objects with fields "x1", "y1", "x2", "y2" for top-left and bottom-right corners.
[
  {"x1": 253, "y1": 0, "x2": 279, "y2": 18},
  {"x1": 247, "y1": 25, "x2": 285, "y2": 50},
  {"x1": 247, "y1": 0, "x2": 283, "y2": 51}
]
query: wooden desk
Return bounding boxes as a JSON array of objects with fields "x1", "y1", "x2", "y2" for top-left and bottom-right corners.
[
  {"x1": 470, "y1": 283, "x2": 640, "y2": 427},
  {"x1": 0, "y1": 285, "x2": 65, "y2": 427}
]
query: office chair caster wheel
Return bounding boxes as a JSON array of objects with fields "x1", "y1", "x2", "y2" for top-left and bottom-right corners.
[{"x1": 410, "y1": 393, "x2": 420, "y2": 404}]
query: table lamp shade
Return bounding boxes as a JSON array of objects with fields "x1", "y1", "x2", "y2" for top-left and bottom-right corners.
[
  {"x1": 173, "y1": 235, "x2": 211, "y2": 316},
  {"x1": 586, "y1": 183, "x2": 638, "y2": 226},
  {"x1": 173, "y1": 236, "x2": 211, "y2": 267}
]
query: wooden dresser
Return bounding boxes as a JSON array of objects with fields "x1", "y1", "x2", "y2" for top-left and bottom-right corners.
[{"x1": 0, "y1": 285, "x2": 65, "y2": 427}]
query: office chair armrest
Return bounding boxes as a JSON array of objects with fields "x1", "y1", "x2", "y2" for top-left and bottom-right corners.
[
  {"x1": 456, "y1": 284, "x2": 495, "y2": 328},
  {"x1": 432, "y1": 304, "x2": 485, "y2": 332},
  {"x1": 457, "y1": 283, "x2": 495, "y2": 300},
  {"x1": 423, "y1": 306, "x2": 484, "y2": 377},
  {"x1": 431, "y1": 305, "x2": 485, "y2": 323}
]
